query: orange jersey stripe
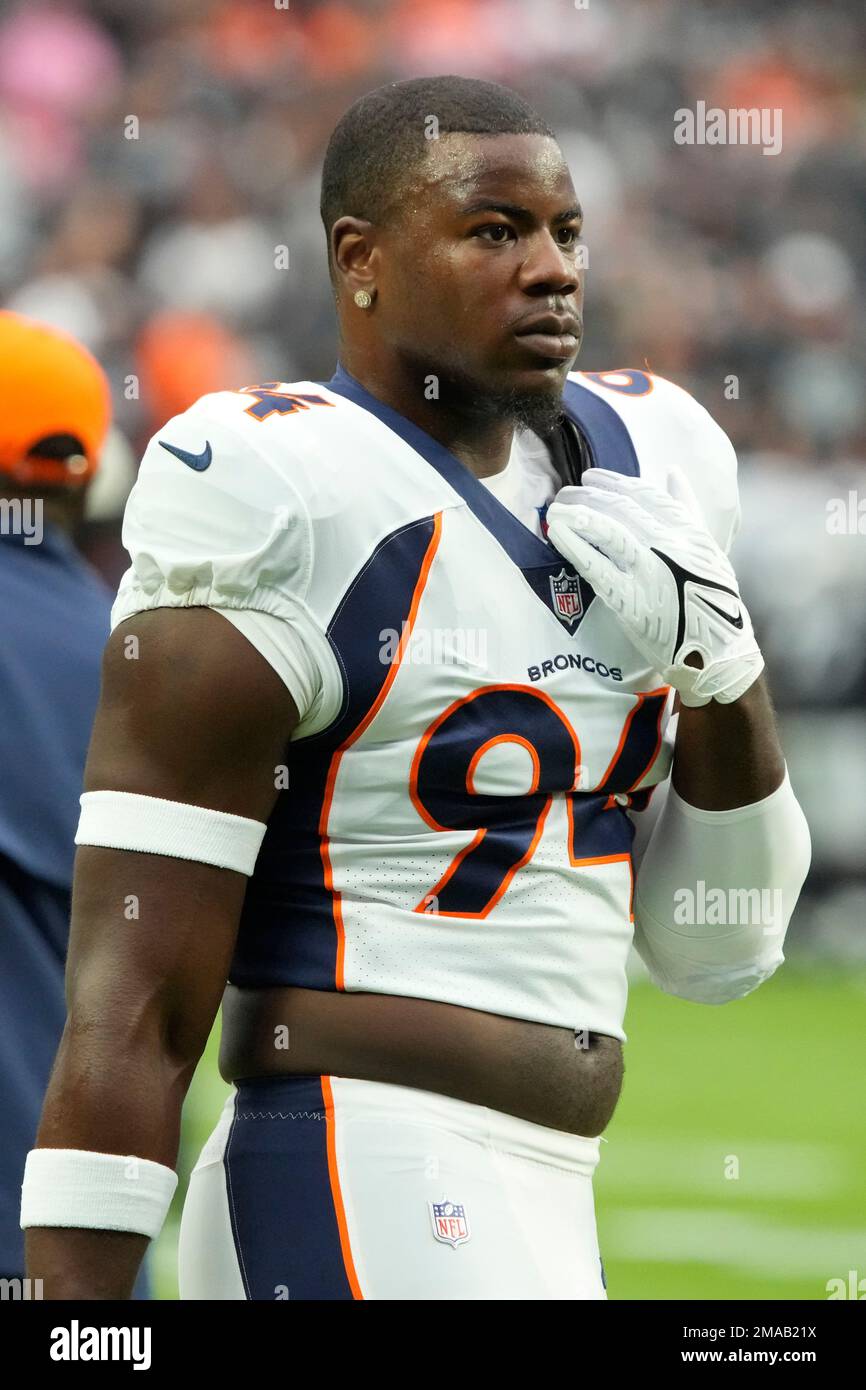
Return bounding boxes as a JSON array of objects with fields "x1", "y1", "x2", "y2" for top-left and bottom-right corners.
[
  {"x1": 319, "y1": 512, "x2": 444, "y2": 988},
  {"x1": 321, "y1": 1076, "x2": 364, "y2": 1300}
]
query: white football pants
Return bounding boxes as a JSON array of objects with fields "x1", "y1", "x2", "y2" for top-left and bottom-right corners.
[{"x1": 178, "y1": 1073, "x2": 607, "y2": 1300}]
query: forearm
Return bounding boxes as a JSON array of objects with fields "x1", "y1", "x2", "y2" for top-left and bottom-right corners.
[
  {"x1": 26, "y1": 1227, "x2": 151, "y2": 1302},
  {"x1": 24, "y1": 1027, "x2": 193, "y2": 1299},
  {"x1": 671, "y1": 673, "x2": 785, "y2": 809},
  {"x1": 37, "y1": 1013, "x2": 192, "y2": 1158}
]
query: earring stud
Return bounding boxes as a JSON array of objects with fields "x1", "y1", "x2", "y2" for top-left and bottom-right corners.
[{"x1": 354, "y1": 289, "x2": 373, "y2": 308}]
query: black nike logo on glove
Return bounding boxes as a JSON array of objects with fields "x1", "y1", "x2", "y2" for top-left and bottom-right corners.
[
  {"x1": 651, "y1": 548, "x2": 742, "y2": 650},
  {"x1": 694, "y1": 593, "x2": 744, "y2": 629}
]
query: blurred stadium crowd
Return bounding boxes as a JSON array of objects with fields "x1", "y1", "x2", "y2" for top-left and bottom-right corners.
[{"x1": 1, "y1": 0, "x2": 864, "y2": 948}]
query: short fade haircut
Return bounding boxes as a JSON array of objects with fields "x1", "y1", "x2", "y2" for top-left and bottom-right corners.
[{"x1": 320, "y1": 74, "x2": 555, "y2": 284}]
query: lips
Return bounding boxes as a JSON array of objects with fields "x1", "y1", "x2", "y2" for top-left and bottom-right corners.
[
  {"x1": 513, "y1": 312, "x2": 581, "y2": 361},
  {"x1": 514, "y1": 312, "x2": 581, "y2": 338}
]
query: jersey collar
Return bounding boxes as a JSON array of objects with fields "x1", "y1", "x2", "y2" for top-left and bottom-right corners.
[{"x1": 322, "y1": 360, "x2": 639, "y2": 576}]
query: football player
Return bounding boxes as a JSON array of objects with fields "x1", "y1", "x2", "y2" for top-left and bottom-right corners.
[{"x1": 23, "y1": 77, "x2": 810, "y2": 1300}]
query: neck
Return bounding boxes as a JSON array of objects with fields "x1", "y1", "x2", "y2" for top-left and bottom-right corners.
[{"x1": 339, "y1": 348, "x2": 516, "y2": 479}]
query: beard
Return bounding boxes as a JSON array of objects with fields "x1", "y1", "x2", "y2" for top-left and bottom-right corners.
[
  {"x1": 479, "y1": 384, "x2": 567, "y2": 439},
  {"x1": 424, "y1": 363, "x2": 567, "y2": 439},
  {"x1": 392, "y1": 345, "x2": 571, "y2": 440}
]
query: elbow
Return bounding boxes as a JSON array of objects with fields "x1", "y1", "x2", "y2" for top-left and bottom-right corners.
[
  {"x1": 633, "y1": 896, "x2": 789, "y2": 1005},
  {"x1": 56, "y1": 985, "x2": 200, "y2": 1108},
  {"x1": 637, "y1": 937, "x2": 786, "y2": 1005}
]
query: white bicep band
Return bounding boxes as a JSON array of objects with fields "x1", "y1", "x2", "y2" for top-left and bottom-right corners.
[
  {"x1": 75, "y1": 790, "x2": 267, "y2": 875},
  {"x1": 632, "y1": 767, "x2": 811, "y2": 1004},
  {"x1": 20, "y1": 1148, "x2": 177, "y2": 1239}
]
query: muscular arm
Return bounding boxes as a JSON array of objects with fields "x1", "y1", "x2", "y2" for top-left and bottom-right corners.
[{"x1": 26, "y1": 606, "x2": 298, "y2": 1299}]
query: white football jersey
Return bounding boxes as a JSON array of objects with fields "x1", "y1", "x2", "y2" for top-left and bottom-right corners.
[{"x1": 112, "y1": 366, "x2": 739, "y2": 1041}]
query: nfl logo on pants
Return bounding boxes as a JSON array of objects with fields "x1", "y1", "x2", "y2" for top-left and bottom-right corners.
[{"x1": 429, "y1": 1199, "x2": 471, "y2": 1247}]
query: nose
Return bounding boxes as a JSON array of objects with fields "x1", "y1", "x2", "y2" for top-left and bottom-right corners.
[{"x1": 519, "y1": 229, "x2": 581, "y2": 299}]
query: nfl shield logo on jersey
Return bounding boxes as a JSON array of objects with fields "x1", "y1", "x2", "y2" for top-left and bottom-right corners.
[
  {"x1": 429, "y1": 1199, "x2": 471, "y2": 1248},
  {"x1": 549, "y1": 568, "x2": 583, "y2": 627}
]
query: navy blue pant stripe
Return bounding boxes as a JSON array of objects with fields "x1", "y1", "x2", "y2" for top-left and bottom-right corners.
[{"x1": 223, "y1": 1076, "x2": 356, "y2": 1301}]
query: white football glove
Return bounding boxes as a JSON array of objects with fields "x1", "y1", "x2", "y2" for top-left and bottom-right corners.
[{"x1": 545, "y1": 467, "x2": 764, "y2": 707}]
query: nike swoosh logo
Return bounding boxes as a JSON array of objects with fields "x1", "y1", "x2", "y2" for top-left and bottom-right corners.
[
  {"x1": 651, "y1": 547, "x2": 743, "y2": 648},
  {"x1": 159, "y1": 439, "x2": 213, "y2": 471},
  {"x1": 694, "y1": 592, "x2": 744, "y2": 629}
]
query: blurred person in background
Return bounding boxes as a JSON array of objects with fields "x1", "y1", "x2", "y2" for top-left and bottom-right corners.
[{"x1": 0, "y1": 311, "x2": 149, "y2": 1298}]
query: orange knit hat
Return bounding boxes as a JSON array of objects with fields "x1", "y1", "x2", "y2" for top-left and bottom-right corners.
[{"x1": 0, "y1": 311, "x2": 111, "y2": 487}]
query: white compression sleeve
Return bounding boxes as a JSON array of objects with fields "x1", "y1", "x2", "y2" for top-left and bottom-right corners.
[{"x1": 632, "y1": 767, "x2": 811, "y2": 1004}]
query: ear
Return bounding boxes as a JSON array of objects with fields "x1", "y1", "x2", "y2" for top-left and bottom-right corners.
[{"x1": 331, "y1": 216, "x2": 377, "y2": 298}]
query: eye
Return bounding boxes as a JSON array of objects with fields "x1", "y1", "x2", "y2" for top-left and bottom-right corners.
[
  {"x1": 475, "y1": 224, "x2": 515, "y2": 244},
  {"x1": 557, "y1": 227, "x2": 583, "y2": 247}
]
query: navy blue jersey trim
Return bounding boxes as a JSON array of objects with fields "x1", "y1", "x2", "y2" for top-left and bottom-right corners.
[
  {"x1": 323, "y1": 362, "x2": 555, "y2": 568},
  {"x1": 230, "y1": 514, "x2": 440, "y2": 989},
  {"x1": 289, "y1": 511, "x2": 439, "y2": 751},
  {"x1": 561, "y1": 377, "x2": 640, "y2": 478},
  {"x1": 317, "y1": 361, "x2": 644, "y2": 641},
  {"x1": 322, "y1": 362, "x2": 639, "y2": 568}
]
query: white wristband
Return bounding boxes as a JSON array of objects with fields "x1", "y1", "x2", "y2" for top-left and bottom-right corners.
[
  {"x1": 20, "y1": 1148, "x2": 178, "y2": 1240},
  {"x1": 75, "y1": 789, "x2": 267, "y2": 875}
]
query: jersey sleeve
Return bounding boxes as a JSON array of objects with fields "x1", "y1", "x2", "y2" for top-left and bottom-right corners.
[{"x1": 110, "y1": 392, "x2": 340, "y2": 732}]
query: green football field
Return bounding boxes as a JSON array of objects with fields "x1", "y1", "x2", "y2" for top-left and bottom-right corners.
[{"x1": 151, "y1": 964, "x2": 866, "y2": 1301}]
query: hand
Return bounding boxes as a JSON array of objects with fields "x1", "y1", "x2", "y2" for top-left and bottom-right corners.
[{"x1": 545, "y1": 467, "x2": 764, "y2": 706}]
